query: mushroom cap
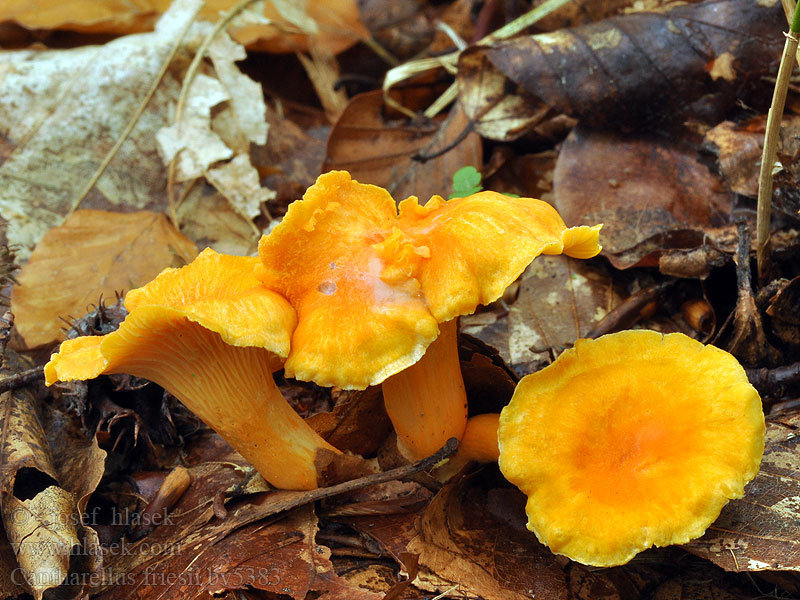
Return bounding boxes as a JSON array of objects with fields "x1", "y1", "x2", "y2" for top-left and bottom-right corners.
[
  {"x1": 498, "y1": 330, "x2": 765, "y2": 567},
  {"x1": 45, "y1": 248, "x2": 296, "y2": 384},
  {"x1": 258, "y1": 171, "x2": 601, "y2": 389},
  {"x1": 126, "y1": 247, "x2": 296, "y2": 351}
]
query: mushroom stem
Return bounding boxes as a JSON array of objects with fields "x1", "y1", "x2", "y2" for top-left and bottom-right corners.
[
  {"x1": 47, "y1": 309, "x2": 339, "y2": 491},
  {"x1": 382, "y1": 318, "x2": 468, "y2": 460},
  {"x1": 435, "y1": 413, "x2": 500, "y2": 480}
]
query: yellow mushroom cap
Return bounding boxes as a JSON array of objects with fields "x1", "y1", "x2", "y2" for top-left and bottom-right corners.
[
  {"x1": 498, "y1": 330, "x2": 765, "y2": 567},
  {"x1": 45, "y1": 248, "x2": 296, "y2": 385},
  {"x1": 257, "y1": 171, "x2": 602, "y2": 389}
]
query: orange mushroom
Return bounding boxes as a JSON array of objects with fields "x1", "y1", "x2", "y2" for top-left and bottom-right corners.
[
  {"x1": 45, "y1": 248, "x2": 339, "y2": 490},
  {"x1": 257, "y1": 170, "x2": 602, "y2": 460},
  {"x1": 495, "y1": 330, "x2": 765, "y2": 566}
]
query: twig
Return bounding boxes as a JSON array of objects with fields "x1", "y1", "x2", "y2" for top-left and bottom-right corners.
[
  {"x1": 585, "y1": 280, "x2": 675, "y2": 339},
  {"x1": 69, "y1": 9, "x2": 200, "y2": 216},
  {"x1": 747, "y1": 362, "x2": 800, "y2": 394},
  {"x1": 756, "y1": 4, "x2": 800, "y2": 283},
  {"x1": 166, "y1": 0, "x2": 260, "y2": 227},
  {"x1": 0, "y1": 367, "x2": 43, "y2": 394},
  {"x1": 300, "y1": 438, "x2": 458, "y2": 504}
]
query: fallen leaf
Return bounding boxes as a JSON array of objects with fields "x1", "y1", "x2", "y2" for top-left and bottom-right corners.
[
  {"x1": 205, "y1": 154, "x2": 274, "y2": 222},
  {"x1": 553, "y1": 126, "x2": 733, "y2": 269},
  {"x1": 358, "y1": 0, "x2": 436, "y2": 60},
  {"x1": 157, "y1": 74, "x2": 234, "y2": 179},
  {"x1": 306, "y1": 388, "x2": 392, "y2": 457},
  {"x1": 766, "y1": 276, "x2": 800, "y2": 346},
  {"x1": 176, "y1": 186, "x2": 260, "y2": 256},
  {"x1": 2, "y1": 487, "x2": 81, "y2": 600},
  {"x1": 323, "y1": 91, "x2": 482, "y2": 202},
  {"x1": 0, "y1": 531, "x2": 27, "y2": 599},
  {"x1": 704, "y1": 119, "x2": 764, "y2": 197},
  {"x1": 686, "y1": 413, "x2": 800, "y2": 571},
  {"x1": 0, "y1": 0, "x2": 368, "y2": 54},
  {"x1": 457, "y1": 48, "x2": 546, "y2": 141},
  {"x1": 408, "y1": 472, "x2": 568, "y2": 600},
  {"x1": 463, "y1": 255, "x2": 620, "y2": 376},
  {"x1": 484, "y1": 150, "x2": 558, "y2": 203},
  {"x1": 327, "y1": 481, "x2": 432, "y2": 561},
  {"x1": 0, "y1": 0, "x2": 202, "y2": 258},
  {"x1": 97, "y1": 505, "x2": 356, "y2": 600},
  {"x1": 156, "y1": 27, "x2": 275, "y2": 221},
  {"x1": 11, "y1": 210, "x2": 198, "y2": 349},
  {"x1": 457, "y1": 0, "x2": 783, "y2": 136},
  {"x1": 0, "y1": 350, "x2": 105, "y2": 600},
  {"x1": 253, "y1": 105, "x2": 328, "y2": 216},
  {"x1": 0, "y1": 0, "x2": 271, "y2": 257}
]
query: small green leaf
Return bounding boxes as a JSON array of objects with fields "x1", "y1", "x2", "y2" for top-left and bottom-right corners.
[{"x1": 450, "y1": 166, "x2": 483, "y2": 199}]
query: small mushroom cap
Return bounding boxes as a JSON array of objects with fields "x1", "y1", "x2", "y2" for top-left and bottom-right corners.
[
  {"x1": 126, "y1": 247, "x2": 296, "y2": 351},
  {"x1": 397, "y1": 192, "x2": 601, "y2": 322},
  {"x1": 498, "y1": 330, "x2": 765, "y2": 567},
  {"x1": 258, "y1": 171, "x2": 601, "y2": 389},
  {"x1": 45, "y1": 248, "x2": 296, "y2": 385}
]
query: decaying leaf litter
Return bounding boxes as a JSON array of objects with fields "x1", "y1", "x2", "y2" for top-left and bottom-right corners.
[{"x1": 0, "y1": 0, "x2": 799, "y2": 597}]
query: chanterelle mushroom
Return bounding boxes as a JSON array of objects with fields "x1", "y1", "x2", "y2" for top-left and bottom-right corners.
[
  {"x1": 257, "y1": 170, "x2": 601, "y2": 460},
  {"x1": 498, "y1": 330, "x2": 765, "y2": 566},
  {"x1": 45, "y1": 248, "x2": 339, "y2": 490}
]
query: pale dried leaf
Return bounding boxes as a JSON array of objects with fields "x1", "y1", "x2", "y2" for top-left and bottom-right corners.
[
  {"x1": 270, "y1": 0, "x2": 319, "y2": 33},
  {"x1": 11, "y1": 210, "x2": 198, "y2": 349},
  {"x1": 0, "y1": 0, "x2": 202, "y2": 258},
  {"x1": 206, "y1": 154, "x2": 274, "y2": 219},
  {"x1": 2, "y1": 488, "x2": 80, "y2": 600},
  {"x1": 176, "y1": 185, "x2": 260, "y2": 255},
  {"x1": 207, "y1": 31, "x2": 268, "y2": 146},
  {"x1": 156, "y1": 73, "x2": 233, "y2": 180}
]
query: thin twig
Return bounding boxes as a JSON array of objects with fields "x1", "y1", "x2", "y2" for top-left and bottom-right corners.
[
  {"x1": 69, "y1": 10, "x2": 200, "y2": 216},
  {"x1": 0, "y1": 367, "x2": 43, "y2": 394},
  {"x1": 302, "y1": 438, "x2": 458, "y2": 504},
  {"x1": 756, "y1": 5, "x2": 800, "y2": 282},
  {"x1": 166, "y1": 0, "x2": 260, "y2": 226}
]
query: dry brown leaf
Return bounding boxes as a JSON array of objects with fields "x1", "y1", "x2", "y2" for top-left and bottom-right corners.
[
  {"x1": 98, "y1": 505, "x2": 340, "y2": 600},
  {"x1": 457, "y1": 0, "x2": 783, "y2": 137},
  {"x1": 323, "y1": 91, "x2": 482, "y2": 203},
  {"x1": 463, "y1": 255, "x2": 620, "y2": 377},
  {"x1": 766, "y1": 276, "x2": 800, "y2": 346},
  {"x1": 94, "y1": 458, "x2": 383, "y2": 599},
  {"x1": 484, "y1": 151, "x2": 558, "y2": 203},
  {"x1": 0, "y1": 0, "x2": 368, "y2": 54},
  {"x1": 0, "y1": 531, "x2": 27, "y2": 599},
  {"x1": 457, "y1": 49, "x2": 546, "y2": 142},
  {"x1": 704, "y1": 119, "x2": 763, "y2": 197},
  {"x1": 553, "y1": 126, "x2": 733, "y2": 269},
  {"x1": 176, "y1": 187, "x2": 260, "y2": 256},
  {"x1": 11, "y1": 210, "x2": 198, "y2": 349},
  {"x1": 686, "y1": 413, "x2": 800, "y2": 571},
  {"x1": 408, "y1": 474, "x2": 567, "y2": 600},
  {"x1": 307, "y1": 388, "x2": 392, "y2": 457}
]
